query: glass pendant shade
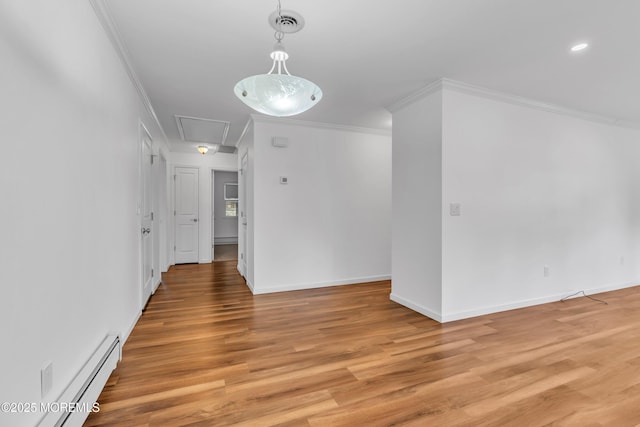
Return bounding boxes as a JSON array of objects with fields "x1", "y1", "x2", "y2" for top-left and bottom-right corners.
[
  {"x1": 234, "y1": 73, "x2": 322, "y2": 117},
  {"x1": 235, "y1": 37, "x2": 322, "y2": 117}
]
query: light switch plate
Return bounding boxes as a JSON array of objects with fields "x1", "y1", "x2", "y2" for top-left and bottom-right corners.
[{"x1": 449, "y1": 203, "x2": 461, "y2": 216}]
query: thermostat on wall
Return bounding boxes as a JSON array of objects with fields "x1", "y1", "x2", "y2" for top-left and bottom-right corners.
[{"x1": 280, "y1": 176, "x2": 288, "y2": 184}]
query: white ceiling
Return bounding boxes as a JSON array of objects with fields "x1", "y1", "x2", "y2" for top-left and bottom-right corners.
[{"x1": 104, "y1": 0, "x2": 640, "y2": 151}]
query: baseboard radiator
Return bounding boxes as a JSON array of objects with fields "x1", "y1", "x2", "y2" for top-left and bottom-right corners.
[{"x1": 38, "y1": 334, "x2": 121, "y2": 427}]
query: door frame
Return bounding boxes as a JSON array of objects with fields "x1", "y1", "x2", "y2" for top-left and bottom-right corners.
[
  {"x1": 173, "y1": 166, "x2": 200, "y2": 264},
  {"x1": 211, "y1": 169, "x2": 240, "y2": 263},
  {"x1": 139, "y1": 121, "x2": 154, "y2": 310}
]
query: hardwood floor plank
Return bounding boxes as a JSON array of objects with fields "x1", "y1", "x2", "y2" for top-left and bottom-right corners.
[{"x1": 85, "y1": 262, "x2": 640, "y2": 426}]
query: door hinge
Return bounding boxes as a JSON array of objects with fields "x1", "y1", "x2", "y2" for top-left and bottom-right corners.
[
  {"x1": 173, "y1": 210, "x2": 176, "y2": 216},
  {"x1": 174, "y1": 245, "x2": 176, "y2": 251},
  {"x1": 173, "y1": 174, "x2": 176, "y2": 180},
  {"x1": 151, "y1": 212, "x2": 154, "y2": 221},
  {"x1": 150, "y1": 155, "x2": 154, "y2": 165},
  {"x1": 151, "y1": 269, "x2": 154, "y2": 277}
]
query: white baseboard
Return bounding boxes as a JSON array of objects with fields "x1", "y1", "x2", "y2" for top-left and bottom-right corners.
[
  {"x1": 122, "y1": 310, "x2": 142, "y2": 344},
  {"x1": 152, "y1": 277, "x2": 161, "y2": 294},
  {"x1": 442, "y1": 281, "x2": 639, "y2": 322},
  {"x1": 245, "y1": 276, "x2": 255, "y2": 293},
  {"x1": 251, "y1": 275, "x2": 391, "y2": 295},
  {"x1": 37, "y1": 335, "x2": 120, "y2": 427},
  {"x1": 390, "y1": 293, "x2": 443, "y2": 322},
  {"x1": 214, "y1": 237, "x2": 238, "y2": 245},
  {"x1": 391, "y1": 281, "x2": 639, "y2": 323}
]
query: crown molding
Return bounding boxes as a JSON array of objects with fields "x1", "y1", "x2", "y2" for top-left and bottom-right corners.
[
  {"x1": 235, "y1": 117, "x2": 254, "y2": 147},
  {"x1": 386, "y1": 79, "x2": 443, "y2": 113},
  {"x1": 440, "y1": 78, "x2": 640, "y2": 129},
  {"x1": 387, "y1": 78, "x2": 640, "y2": 130},
  {"x1": 88, "y1": 0, "x2": 169, "y2": 143},
  {"x1": 249, "y1": 114, "x2": 392, "y2": 136}
]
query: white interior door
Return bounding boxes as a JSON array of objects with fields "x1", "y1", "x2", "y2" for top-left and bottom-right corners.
[
  {"x1": 174, "y1": 167, "x2": 199, "y2": 264},
  {"x1": 240, "y1": 154, "x2": 248, "y2": 276},
  {"x1": 141, "y1": 128, "x2": 153, "y2": 307}
]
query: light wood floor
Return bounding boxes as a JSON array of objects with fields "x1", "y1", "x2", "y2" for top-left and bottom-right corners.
[
  {"x1": 86, "y1": 262, "x2": 640, "y2": 426},
  {"x1": 213, "y1": 244, "x2": 238, "y2": 262}
]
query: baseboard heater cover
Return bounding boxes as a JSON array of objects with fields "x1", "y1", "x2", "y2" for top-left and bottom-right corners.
[{"x1": 38, "y1": 334, "x2": 120, "y2": 427}]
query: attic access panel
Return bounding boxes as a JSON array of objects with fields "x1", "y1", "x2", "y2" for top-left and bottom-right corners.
[{"x1": 175, "y1": 115, "x2": 230, "y2": 145}]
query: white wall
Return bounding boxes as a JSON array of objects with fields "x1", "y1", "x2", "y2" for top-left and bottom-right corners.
[
  {"x1": 250, "y1": 117, "x2": 392, "y2": 294},
  {"x1": 390, "y1": 91, "x2": 444, "y2": 320},
  {"x1": 390, "y1": 80, "x2": 640, "y2": 322},
  {"x1": 441, "y1": 88, "x2": 640, "y2": 320},
  {"x1": 169, "y1": 152, "x2": 237, "y2": 264},
  {"x1": 0, "y1": 2, "x2": 168, "y2": 426},
  {"x1": 213, "y1": 171, "x2": 239, "y2": 244}
]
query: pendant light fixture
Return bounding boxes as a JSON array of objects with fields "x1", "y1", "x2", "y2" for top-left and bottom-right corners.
[
  {"x1": 234, "y1": 1, "x2": 322, "y2": 117},
  {"x1": 197, "y1": 146, "x2": 209, "y2": 155}
]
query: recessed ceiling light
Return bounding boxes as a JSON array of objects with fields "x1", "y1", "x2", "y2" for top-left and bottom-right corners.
[{"x1": 570, "y1": 42, "x2": 589, "y2": 52}]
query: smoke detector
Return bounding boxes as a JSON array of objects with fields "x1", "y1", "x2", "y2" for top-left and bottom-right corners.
[{"x1": 268, "y1": 9, "x2": 305, "y2": 34}]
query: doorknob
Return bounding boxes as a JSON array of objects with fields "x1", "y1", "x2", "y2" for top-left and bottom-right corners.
[
  {"x1": 192, "y1": 218, "x2": 198, "y2": 222},
  {"x1": 141, "y1": 228, "x2": 151, "y2": 235}
]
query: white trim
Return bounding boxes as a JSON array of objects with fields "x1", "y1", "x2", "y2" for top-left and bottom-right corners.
[
  {"x1": 171, "y1": 165, "x2": 201, "y2": 265},
  {"x1": 138, "y1": 120, "x2": 154, "y2": 311},
  {"x1": 37, "y1": 335, "x2": 120, "y2": 427},
  {"x1": 139, "y1": 120, "x2": 153, "y2": 145},
  {"x1": 441, "y1": 78, "x2": 640, "y2": 129},
  {"x1": 122, "y1": 310, "x2": 142, "y2": 344},
  {"x1": 88, "y1": 0, "x2": 169, "y2": 142},
  {"x1": 250, "y1": 275, "x2": 391, "y2": 295},
  {"x1": 174, "y1": 114, "x2": 230, "y2": 145},
  {"x1": 401, "y1": 281, "x2": 640, "y2": 323},
  {"x1": 244, "y1": 275, "x2": 255, "y2": 293},
  {"x1": 387, "y1": 78, "x2": 640, "y2": 130},
  {"x1": 152, "y1": 277, "x2": 161, "y2": 293},
  {"x1": 386, "y1": 79, "x2": 443, "y2": 113},
  {"x1": 235, "y1": 118, "x2": 254, "y2": 147},
  {"x1": 390, "y1": 293, "x2": 443, "y2": 323},
  {"x1": 392, "y1": 281, "x2": 639, "y2": 323},
  {"x1": 214, "y1": 237, "x2": 239, "y2": 245},
  {"x1": 250, "y1": 114, "x2": 392, "y2": 136}
]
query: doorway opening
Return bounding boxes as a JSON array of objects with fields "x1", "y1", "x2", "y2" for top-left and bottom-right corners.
[{"x1": 212, "y1": 170, "x2": 239, "y2": 262}]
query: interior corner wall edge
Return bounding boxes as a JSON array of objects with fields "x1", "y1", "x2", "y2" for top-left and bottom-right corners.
[
  {"x1": 390, "y1": 89, "x2": 444, "y2": 320},
  {"x1": 391, "y1": 81, "x2": 640, "y2": 323}
]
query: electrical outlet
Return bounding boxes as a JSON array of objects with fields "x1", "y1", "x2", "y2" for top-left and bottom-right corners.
[
  {"x1": 41, "y1": 362, "x2": 53, "y2": 398},
  {"x1": 543, "y1": 265, "x2": 550, "y2": 277},
  {"x1": 449, "y1": 203, "x2": 461, "y2": 216}
]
